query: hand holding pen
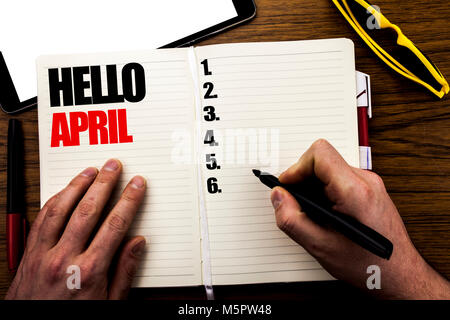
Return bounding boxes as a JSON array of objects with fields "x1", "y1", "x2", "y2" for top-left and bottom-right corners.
[
  {"x1": 262, "y1": 140, "x2": 450, "y2": 299},
  {"x1": 253, "y1": 169, "x2": 393, "y2": 260}
]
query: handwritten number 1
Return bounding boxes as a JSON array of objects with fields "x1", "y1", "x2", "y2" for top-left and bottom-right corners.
[{"x1": 201, "y1": 59, "x2": 212, "y2": 76}]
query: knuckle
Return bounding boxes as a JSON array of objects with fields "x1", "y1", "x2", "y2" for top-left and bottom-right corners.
[
  {"x1": 45, "y1": 254, "x2": 66, "y2": 284},
  {"x1": 312, "y1": 138, "x2": 331, "y2": 151},
  {"x1": 96, "y1": 173, "x2": 114, "y2": 185},
  {"x1": 79, "y1": 257, "x2": 101, "y2": 286},
  {"x1": 124, "y1": 261, "x2": 138, "y2": 282},
  {"x1": 341, "y1": 179, "x2": 357, "y2": 197},
  {"x1": 369, "y1": 172, "x2": 385, "y2": 189},
  {"x1": 108, "y1": 214, "x2": 127, "y2": 233},
  {"x1": 76, "y1": 199, "x2": 97, "y2": 219},
  {"x1": 42, "y1": 193, "x2": 59, "y2": 211},
  {"x1": 68, "y1": 178, "x2": 84, "y2": 190},
  {"x1": 308, "y1": 239, "x2": 322, "y2": 256},
  {"x1": 121, "y1": 190, "x2": 140, "y2": 203},
  {"x1": 276, "y1": 208, "x2": 296, "y2": 235},
  {"x1": 307, "y1": 237, "x2": 330, "y2": 259},
  {"x1": 358, "y1": 180, "x2": 373, "y2": 201},
  {"x1": 340, "y1": 174, "x2": 373, "y2": 201},
  {"x1": 46, "y1": 204, "x2": 60, "y2": 218}
]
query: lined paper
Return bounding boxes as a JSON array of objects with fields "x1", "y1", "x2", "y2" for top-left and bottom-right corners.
[
  {"x1": 195, "y1": 39, "x2": 359, "y2": 285},
  {"x1": 37, "y1": 49, "x2": 202, "y2": 287}
]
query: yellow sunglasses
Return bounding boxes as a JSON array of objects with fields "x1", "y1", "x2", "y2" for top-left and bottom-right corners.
[{"x1": 332, "y1": 0, "x2": 449, "y2": 99}]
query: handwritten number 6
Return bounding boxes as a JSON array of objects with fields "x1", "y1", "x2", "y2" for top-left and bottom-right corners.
[{"x1": 207, "y1": 177, "x2": 221, "y2": 194}]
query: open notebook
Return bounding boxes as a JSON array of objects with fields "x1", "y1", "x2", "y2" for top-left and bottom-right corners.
[{"x1": 37, "y1": 39, "x2": 359, "y2": 288}]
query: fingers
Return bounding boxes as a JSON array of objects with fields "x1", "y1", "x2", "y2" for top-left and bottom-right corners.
[
  {"x1": 271, "y1": 187, "x2": 331, "y2": 255},
  {"x1": 37, "y1": 167, "x2": 98, "y2": 248},
  {"x1": 108, "y1": 236, "x2": 146, "y2": 300},
  {"x1": 278, "y1": 139, "x2": 371, "y2": 218},
  {"x1": 86, "y1": 176, "x2": 146, "y2": 268},
  {"x1": 58, "y1": 159, "x2": 122, "y2": 252},
  {"x1": 279, "y1": 139, "x2": 354, "y2": 187}
]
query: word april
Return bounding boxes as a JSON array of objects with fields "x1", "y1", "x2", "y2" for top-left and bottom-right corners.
[{"x1": 51, "y1": 109, "x2": 133, "y2": 148}]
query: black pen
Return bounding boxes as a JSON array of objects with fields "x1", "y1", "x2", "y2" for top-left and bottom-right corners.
[{"x1": 252, "y1": 170, "x2": 393, "y2": 260}]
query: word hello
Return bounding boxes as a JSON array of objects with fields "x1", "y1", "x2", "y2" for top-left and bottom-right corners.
[
  {"x1": 51, "y1": 109, "x2": 133, "y2": 147},
  {"x1": 48, "y1": 63, "x2": 146, "y2": 107}
]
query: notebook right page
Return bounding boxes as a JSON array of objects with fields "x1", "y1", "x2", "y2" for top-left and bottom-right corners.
[{"x1": 194, "y1": 39, "x2": 359, "y2": 285}]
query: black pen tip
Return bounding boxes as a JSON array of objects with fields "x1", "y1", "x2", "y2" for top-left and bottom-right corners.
[{"x1": 252, "y1": 169, "x2": 261, "y2": 177}]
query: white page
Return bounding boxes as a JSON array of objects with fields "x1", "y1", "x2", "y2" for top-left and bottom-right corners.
[
  {"x1": 37, "y1": 48, "x2": 202, "y2": 287},
  {"x1": 1, "y1": 0, "x2": 238, "y2": 101},
  {"x1": 194, "y1": 39, "x2": 359, "y2": 285}
]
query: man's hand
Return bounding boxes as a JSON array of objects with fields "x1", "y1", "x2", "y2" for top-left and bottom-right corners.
[
  {"x1": 6, "y1": 159, "x2": 146, "y2": 300},
  {"x1": 271, "y1": 139, "x2": 450, "y2": 299}
]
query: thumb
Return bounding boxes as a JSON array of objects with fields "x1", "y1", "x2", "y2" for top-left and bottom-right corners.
[
  {"x1": 271, "y1": 187, "x2": 330, "y2": 253},
  {"x1": 108, "y1": 236, "x2": 146, "y2": 300}
]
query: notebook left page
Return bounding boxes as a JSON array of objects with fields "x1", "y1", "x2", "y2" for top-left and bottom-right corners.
[{"x1": 37, "y1": 49, "x2": 202, "y2": 287}]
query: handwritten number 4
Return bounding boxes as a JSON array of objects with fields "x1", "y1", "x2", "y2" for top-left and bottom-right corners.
[{"x1": 204, "y1": 130, "x2": 218, "y2": 146}]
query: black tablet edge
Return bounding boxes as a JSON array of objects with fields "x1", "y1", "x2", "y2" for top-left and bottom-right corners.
[
  {"x1": 0, "y1": 0, "x2": 256, "y2": 114},
  {"x1": 160, "y1": 0, "x2": 256, "y2": 48},
  {"x1": 0, "y1": 51, "x2": 31, "y2": 114},
  {"x1": 0, "y1": 51, "x2": 38, "y2": 114}
]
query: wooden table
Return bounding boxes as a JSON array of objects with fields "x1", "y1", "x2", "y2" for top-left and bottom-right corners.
[{"x1": 1, "y1": 0, "x2": 449, "y2": 299}]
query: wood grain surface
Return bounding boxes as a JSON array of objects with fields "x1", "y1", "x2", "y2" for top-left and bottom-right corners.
[{"x1": 0, "y1": 0, "x2": 449, "y2": 299}]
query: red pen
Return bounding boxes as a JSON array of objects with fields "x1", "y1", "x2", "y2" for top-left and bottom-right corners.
[
  {"x1": 7, "y1": 119, "x2": 27, "y2": 273},
  {"x1": 356, "y1": 72, "x2": 372, "y2": 171}
]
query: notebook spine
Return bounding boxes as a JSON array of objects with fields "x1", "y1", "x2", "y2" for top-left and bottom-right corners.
[{"x1": 187, "y1": 47, "x2": 215, "y2": 300}]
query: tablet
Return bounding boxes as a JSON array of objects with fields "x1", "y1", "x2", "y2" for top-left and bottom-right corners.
[{"x1": 0, "y1": 0, "x2": 256, "y2": 114}]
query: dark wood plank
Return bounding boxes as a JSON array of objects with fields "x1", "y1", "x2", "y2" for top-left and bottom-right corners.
[{"x1": 0, "y1": 0, "x2": 449, "y2": 299}]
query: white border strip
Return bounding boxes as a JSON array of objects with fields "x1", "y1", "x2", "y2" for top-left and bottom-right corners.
[{"x1": 188, "y1": 47, "x2": 214, "y2": 300}]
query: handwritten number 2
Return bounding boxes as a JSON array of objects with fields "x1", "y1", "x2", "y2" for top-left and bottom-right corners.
[{"x1": 204, "y1": 82, "x2": 218, "y2": 99}]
